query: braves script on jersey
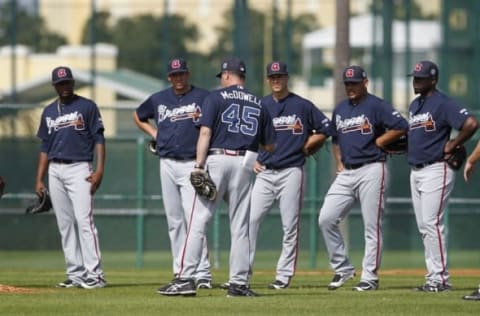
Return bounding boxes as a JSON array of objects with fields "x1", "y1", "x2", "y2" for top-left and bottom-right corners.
[
  {"x1": 136, "y1": 86, "x2": 208, "y2": 158},
  {"x1": 408, "y1": 90, "x2": 470, "y2": 165},
  {"x1": 333, "y1": 94, "x2": 408, "y2": 165},
  {"x1": 38, "y1": 96, "x2": 104, "y2": 161}
]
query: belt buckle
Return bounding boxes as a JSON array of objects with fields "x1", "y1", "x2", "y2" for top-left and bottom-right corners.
[{"x1": 224, "y1": 149, "x2": 237, "y2": 156}]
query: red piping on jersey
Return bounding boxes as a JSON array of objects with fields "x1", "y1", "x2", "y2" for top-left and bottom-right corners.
[
  {"x1": 374, "y1": 162, "x2": 386, "y2": 273},
  {"x1": 435, "y1": 162, "x2": 448, "y2": 286},
  {"x1": 179, "y1": 192, "x2": 198, "y2": 277}
]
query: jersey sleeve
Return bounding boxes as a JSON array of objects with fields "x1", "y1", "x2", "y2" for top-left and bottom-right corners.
[
  {"x1": 378, "y1": 101, "x2": 409, "y2": 130},
  {"x1": 198, "y1": 93, "x2": 218, "y2": 128},
  {"x1": 258, "y1": 107, "x2": 276, "y2": 147},
  {"x1": 89, "y1": 103, "x2": 105, "y2": 144},
  {"x1": 309, "y1": 103, "x2": 333, "y2": 137},
  {"x1": 442, "y1": 99, "x2": 471, "y2": 130},
  {"x1": 135, "y1": 96, "x2": 155, "y2": 122}
]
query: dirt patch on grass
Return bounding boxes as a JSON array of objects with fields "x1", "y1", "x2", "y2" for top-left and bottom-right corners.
[{"x1": 0, "y1": 284, "x2": 40, "y2": 294}]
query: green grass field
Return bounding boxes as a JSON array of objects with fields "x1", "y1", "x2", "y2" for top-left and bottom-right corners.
[{"x1": 0, "y1": 250, "x2": 479, "y2": 316}]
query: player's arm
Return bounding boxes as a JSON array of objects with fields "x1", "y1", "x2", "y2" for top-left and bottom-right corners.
[
  {"x1": 444, "y1": 116, "x2": 479, "y2": 154},
  {"x1": 333, "y1": 143, "x2": 343, "y2": 173},
  {"x1": 464, "y1": 140, "x2": 480, "y2": 182},
  {"x1": 303, "y1": 133, "x2": 327, "y2": 156},
  {"x1": 86, "y1": 143, "x2": 105, "y2": 195},
  {"x1": 35, "y1": 151, "x2": 49, "y2": 196},
  {"x1": 375, "y1": 129, "x2": 407, "y2": 149},
  {"x1": 195, "y1": 126, "x2": 212, "y2": 169},
  {"x1": 133, "y1": 111, "x2": 157, "y2": 139}
]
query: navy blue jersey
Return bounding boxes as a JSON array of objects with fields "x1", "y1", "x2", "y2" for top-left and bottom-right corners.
[
  {"x1": 332, "y1": 93, "x2": 408, "y2": 165},
  {"x1": 257, "y1": 93, "x2": 332, "y2": 168},
  {"x1": 136, "y1": 86, "x2": 208, "y2": 159},
  {"x1": 407, "y1": 90, "x2": 471, "y2": 165},
  {"x1": 199, "y1": 85, "x2": 276, "y2": 151},
  {"x1": 37, "y1": 95, "x2": 105, "y2": 161}
]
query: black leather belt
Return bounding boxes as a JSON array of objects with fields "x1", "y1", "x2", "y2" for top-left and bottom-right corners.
[
  {"x1": 344, "y1": 160, "x2": 383, "y2": 170},
  {"x1": 412, "y1": 161, "x2": 439, "y2": 169},
  {"x1": 208, "y1": 149, "x2": 246, "y2": 156},
  {"x1": 51, "y1": 158, "x2": 75, "y2": 164}
]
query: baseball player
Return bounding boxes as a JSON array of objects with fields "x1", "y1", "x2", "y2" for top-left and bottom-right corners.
[
  {"x1": 318, "y1": 65, "x2": 408, "y2": 291},
  {"x1": 133, "y1": 58, "x2": 213, "y2": 291},
  {"x1": 34, "y1": 66, "x2": 106, "y2": 289},
  {"x1": 158, "y1": 57, "x2": 276, "y2": 297},
  {"x1": 462, "y1": 141, "x2": 480, "y2": 300},
  {"x1": 248, "y1": 61, "x2": 332, "y2": 290},
  {"x1": 407, "y1": 60, "x2": 478, "y2": 292}
]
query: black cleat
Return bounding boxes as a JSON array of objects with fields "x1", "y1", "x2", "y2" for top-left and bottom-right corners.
[{"x1": 227, "y1": 283, "x2": 259, "y2": 297}]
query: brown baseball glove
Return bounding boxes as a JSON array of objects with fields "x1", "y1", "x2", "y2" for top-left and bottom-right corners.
[
  {"x1": 444, "y1": 145, "x2": 467, "y2": 170},
  {"x1": 190, "y1": 170, "x2": 217, "y2": 201}
]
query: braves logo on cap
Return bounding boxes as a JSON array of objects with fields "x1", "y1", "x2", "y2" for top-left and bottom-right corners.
[
  {"x1": 271, "y1": 62, "x2": 280, "y2": 72},
  {"x1": 57, "y1": 68, "x2": 68, "y2": 79},
  {"x1": 171, "y1": 59, "x2": 181, "y2": 70},
  {"x1": 345, "y1": 69, "x2": 355, "y2": 78}
]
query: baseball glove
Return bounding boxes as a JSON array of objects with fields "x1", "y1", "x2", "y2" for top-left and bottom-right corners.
[
  {"x1": 190, "y1": 170, "x2": 217, "y2": 201},
  {"x1": 444, "y1": 145, "x2": 467, "y2": 171},
  {"x1": 383, "y1": 136, "x2": 408, "y2": 154},
  {"x1": 25, "y1": 188, "x2": 53, "y2": 214},
  {"x1": 147, "y1": 139, "x2": 157, "y2": 155},
  {"x1": 0, "y1": 176, "x2": 5, "y2": 199}
]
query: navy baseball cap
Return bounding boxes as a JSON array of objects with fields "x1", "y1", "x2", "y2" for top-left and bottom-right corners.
[
  {"x1": 343, "y1": 65, "x2": 367, "y2": 83},
  {"x1": 167, "y1": 58, "x2": 188, "y2": 75},
  {"x1": 408, "y1": 60, "x2": 439, "y2": 78},
  {"x1": 266, "y1": 61, "x2": 289, "y2": 76},
  {"x1": 52, "y1": 66, "x2": 74, "y2": 84},
  {"x1": 216, "y1": 57, "x2": 246, "y2": 78}
]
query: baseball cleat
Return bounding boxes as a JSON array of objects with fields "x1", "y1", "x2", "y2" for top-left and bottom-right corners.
[
  {"x1": 157, "y1": 278, "x2": 196, "y2": 296},
  {"x1": 353, "y1": 280, "x2": 378, "y2": 291},
  {"x1": 268, "y1": 280, "x2": 289, "y2": 290},
  {"x1": 56, "y1": 279, "x2": 80, "y2": 288},
  {"x1": 463, "y1": 289, "x2": 480, "y2": 300},
  {"x1": 415, "y1": 283, "x2": 451, "y2": 292},
  {"x1": 196, "y1": 279, "x2": 213, "y2": 289},
  {"x1": 227, "y1": 283, "x2": 259, "y2": 297},
  {"x1": 79, "y1": 277, "x2": 107, "y2": 289},
  {"x1": 328, "y1": 271, "x2": 356, "y2": 290},
  {"x1": 219, "y1": 281, "x2": 230, "y2": 290}
]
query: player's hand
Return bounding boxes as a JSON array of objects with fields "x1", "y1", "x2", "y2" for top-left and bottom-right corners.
[
  {"x1": 464, "y1": 160, "x2": 475, "y2": 182},
  {"x1": 444, "y1": 140, "x2": 456, "y2": 155},
  {"x1": 253, "y1": 161, "x2": 265, "y2": 174},
  {"x1": 86, "y1": 172, "x2": 103, "y2": 195},
  {"x1": 336, "y1": 162, "x2": 344, "y2": 174},
  {"x1": 35, "y1": 181, "x2": 47, "y2": 198}
]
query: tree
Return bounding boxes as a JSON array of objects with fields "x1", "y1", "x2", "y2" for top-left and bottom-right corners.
[
  {"x1": 0, "y1": 2, "x2": 66, "y2": 52},
  {"x1": 209, "y1": 5, "x2": 320, "y2": 95},
  {"x1": 80, "y1": 11, "x2": 114, "y2": 44}
]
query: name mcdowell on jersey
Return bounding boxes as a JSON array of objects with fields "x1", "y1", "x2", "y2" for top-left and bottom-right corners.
[
  {"x1": 273, "y1": 115, "x2": 303, "y2": 134},
  {"x1": 220, "y1": 89, "x2": 261, "y2": 106},
  {"x1": 336, "y1": 114, "x2": 372, "y2": 134},
  {"x1": 157, "y1": 103, "x2": 200, "y2": 123},
  {"x1": 46, "y1": 112, "x2": 85, "y2": 134},
  {"x1": 409, "y1": 112, "x2": 436, "y2": 131}
]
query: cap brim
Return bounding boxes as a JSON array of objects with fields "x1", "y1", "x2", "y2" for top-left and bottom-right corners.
[
  {"x1": 407, "y1": 73, "x2": 431, "y2": 78},
  {"x1": 267, "y1": 72, "x2": 289, "y2": 77},
  {"x1": 52, "y1": 78, "x2": 74, "y2": 84},
  {"x1": 216, "y1": 72, "x2": 222, "y2": 78},
  {"x1": 343, "y1": 79, "x2": 364, "y2": 83},
  {"x1": 168, "y1": 69, "x2": 188, "y2": 75}
]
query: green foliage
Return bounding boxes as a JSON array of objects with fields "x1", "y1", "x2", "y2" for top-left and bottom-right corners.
[{"x1": 0, "y1": 2, "x2": 67, "y2": 52}]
